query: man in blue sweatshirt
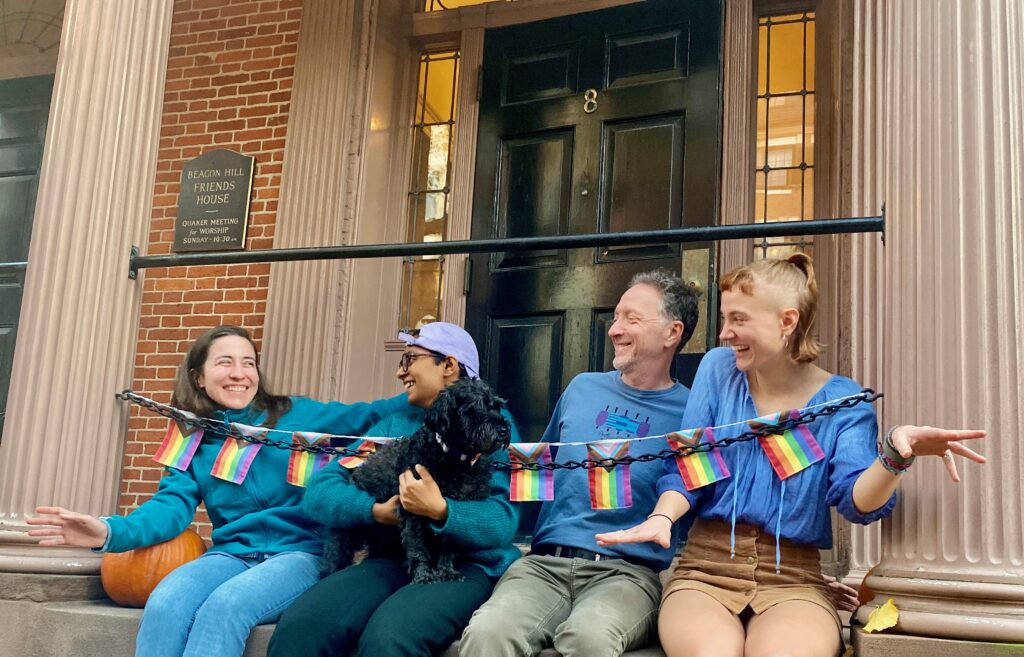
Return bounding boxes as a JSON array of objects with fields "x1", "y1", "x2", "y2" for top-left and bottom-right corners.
[{"x1": 460, "y1": 270, "x2": 698, "y2": 657}]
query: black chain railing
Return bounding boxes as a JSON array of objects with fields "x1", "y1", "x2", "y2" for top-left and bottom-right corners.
[{"x1": 116, "y1": 389, "x2": 882, "y2": 471}]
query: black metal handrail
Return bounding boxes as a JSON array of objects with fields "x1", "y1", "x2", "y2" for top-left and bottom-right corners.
[
  {"x1": 128, "y1": 214, "x2": 884, "y2": 278},
  {"x1": 0, "y1": 262, "x2": 28, "y2": 274}
]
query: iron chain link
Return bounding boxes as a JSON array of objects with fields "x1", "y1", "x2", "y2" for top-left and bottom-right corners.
[{"x1": 116, "y1": 389, "x2": 882, "y2": 471}]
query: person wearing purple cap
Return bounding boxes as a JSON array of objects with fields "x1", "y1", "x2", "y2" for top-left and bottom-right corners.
[{"x1": 268, "y1": 322, "x2": 523, "y2": 657}]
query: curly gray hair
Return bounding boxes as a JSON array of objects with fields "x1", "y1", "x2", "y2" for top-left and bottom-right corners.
[{"x1": 628, "y1": 269, "x2": 700, "y2": 350}]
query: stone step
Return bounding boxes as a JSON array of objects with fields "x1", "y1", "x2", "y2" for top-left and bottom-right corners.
[{"x1": 29, "y1": 599, "x2": 666, "y2": 657}]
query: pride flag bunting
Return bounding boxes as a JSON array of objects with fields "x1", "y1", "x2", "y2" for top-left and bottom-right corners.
[
  {"x1": 210, "y1": 423, "x2": 266, "y2": 484},
  {"x1": 508, "y1": 443, "x2": 555, "y2": 502},
  {"x1": 334, "y1": 438, "x2": 378, "y2": 469},
  {"x1": 153, "y1": 419, "x2": 204, "y2": 471},
  {"x1": 286, "y1": 432, "x2": 333, "y2": 487},
  {"x1": 666, "y1": 427, "x2": 731, "y2": 491},
  {"x1": 748, "y1": 410, "x2": 825, "y2": 480},
  {"x1": 586, "y1": 440, "x2": 632, "y2": 509}
]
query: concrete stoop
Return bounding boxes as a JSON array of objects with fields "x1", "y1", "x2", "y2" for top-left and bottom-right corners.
[
  {"x1": 852, "y1": 628, "x2": 1024, "y2": 656},
  {"x1": 0, "y1": 598, "x2": 666, "y2": 657}
]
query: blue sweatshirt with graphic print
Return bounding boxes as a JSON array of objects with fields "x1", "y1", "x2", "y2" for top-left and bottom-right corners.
[
  {"x1": 302, "y1": 403, "x2": 522, "y2": 579},
  {"x1": 102, "y1": 394, "x2": 409, "y2": 555},
  {"x1": 530, "y1": 371, "x2": 692, "y2": 573}
]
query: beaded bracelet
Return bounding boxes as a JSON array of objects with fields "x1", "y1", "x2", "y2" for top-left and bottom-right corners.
[{"x1": 877, "y1": 426, "x2": 915, "y2": 475}]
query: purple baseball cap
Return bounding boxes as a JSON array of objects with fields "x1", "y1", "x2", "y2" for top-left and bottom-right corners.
[{"x1": 398, "y1": 322, "x2": 480, "y2": 380}]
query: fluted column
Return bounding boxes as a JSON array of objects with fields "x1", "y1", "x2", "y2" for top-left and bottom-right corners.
[
  {"x1": 261, "y1": 0, "x2": 368, "y2": 400},
  {"x1": 0, "y1": 0, "x2": 173, "y2": 573},
  {"x1": 851, "y1": 0, "x2": 1024, "y2": 643},
  {"x1": 844, "y1": 0, "x2": 887, "y2": 587}
]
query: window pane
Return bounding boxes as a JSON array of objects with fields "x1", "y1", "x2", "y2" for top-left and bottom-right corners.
[
  {"x1": 768, "y1": 21, "x2": 805, "y2": 94},
  {"x1": 758, "y1": 24, "x2": 768, "y2": 96},
  {"x1": 805, "y1": 19, "x2": 816, "y2": 91},
  {"x1": 756, "y1": 97, "x2": 768, "y2": 169},
  {"x1": 753, "y1": 11, "x2": 815, "y2": 258},
  {"x1": 765, "y1": 168, "x2": 802, "y2": 222},
  {"x1": 802, "y1": 168, "x2": 814, "y2": 220},
  {"x1": 399, "y1": 258, "x2": 444, "y2": 329},
  {"x1": 401, "y1": 50, "x2": 461, "y2": 327},
  {"x1": 803, "y1": 94, "x2": 815, "y2": 166}
]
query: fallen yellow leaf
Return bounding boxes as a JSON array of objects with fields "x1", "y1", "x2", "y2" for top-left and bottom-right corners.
[{"x1": 862, "y1": 598, "x2": 900, "y2": 633}]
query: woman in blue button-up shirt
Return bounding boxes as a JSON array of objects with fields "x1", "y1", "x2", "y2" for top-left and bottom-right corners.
[{"x1": 597, "y1": 254, "x2": 986, "y2": 657}]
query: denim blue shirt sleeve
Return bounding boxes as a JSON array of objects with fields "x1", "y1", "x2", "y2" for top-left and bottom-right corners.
[{"x1": 825, "y1": 395, "x2": 896, "y2": 524}]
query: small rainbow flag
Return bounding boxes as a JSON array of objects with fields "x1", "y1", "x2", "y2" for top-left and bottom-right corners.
[
  {"x1": 748, "y1": 410, "x2": 825, "y2": 480},
  {"x1": 586, "y1": 440, "x2": 632, "y2": 509},
  {"x1": 153, "y1": 419, "x2": 204, "y2": 471},
  {"x1": 286, "y1": 432, "x2": 333, "y2": 487},
  {"x1": 507, "y1": 443, "x2": 555, "y2": 502},
  {"x1": 210, "y1": 423, "x2": 266, "y2": 484},
  {"x1": 335, "y1": 438, "x2": 377, "y2": 469},
  {"x1": 666, "y1": 427, "x2": 731, "y2": 491}
]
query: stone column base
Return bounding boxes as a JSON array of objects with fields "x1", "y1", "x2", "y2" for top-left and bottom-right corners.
[
  {"x1": 0, "y1": 542, "x2": 102, "y2": 575},
  {"x1": 855, "y1": 572, "x2": 1024, "y2": 643},
  {"x1": 0, "y1": 571, "x2": 104, "y2": 602},
  {"x1": 853, "y1": 628, "x2": 1024, "y2": 656}
]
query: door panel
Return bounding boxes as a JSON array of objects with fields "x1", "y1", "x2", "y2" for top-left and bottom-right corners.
[
  {"x1": 0, "y1": 75, "x2": 53, "y2": 440},
  {"x1": 493, "y1": 129, "x2": 574, "y2": 270},
  {"x1": 606, "y1": 24, "x2": 689, "y2": 88},
  {"x1": 598, "y1": 113, "x2": 684, "y2": 262},
  {"x1": 484, "y1": 314, "x2": 565, "y2": 444},
  {"x1": 502, "y1": 46, "x2": 580, "y2": 105},
  {"x1": 468, "y1": 0, "x2": 722, "y2": 456}
]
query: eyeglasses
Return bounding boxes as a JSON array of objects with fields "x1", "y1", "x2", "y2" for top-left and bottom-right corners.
[{"x1": 398, "y1": 351, "x2": 440, "y2": 372}]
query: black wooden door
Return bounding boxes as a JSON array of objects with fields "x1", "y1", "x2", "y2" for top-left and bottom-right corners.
[
  {"x1": 467, "y1": 0, "x2": 723, "y2": 443},
  {"x1": 0, "y1": 75, "x2": 53, "y2": 440}
]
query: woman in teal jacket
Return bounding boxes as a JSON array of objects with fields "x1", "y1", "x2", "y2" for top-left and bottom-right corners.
[
  {"x1": 27, "y1": 325, "x2": 407, "y2": 657},
  {"x1": 268, "y1": 322, "x2": 522, "y2": 657}
]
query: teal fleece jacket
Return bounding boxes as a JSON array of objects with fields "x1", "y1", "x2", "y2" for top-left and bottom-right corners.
[
  {"x1": 303, "y1": 404, "x2": 522, "y2": 578},
  {"x1": 103, "y1": 394, "x2": 409, "y2": 555}
]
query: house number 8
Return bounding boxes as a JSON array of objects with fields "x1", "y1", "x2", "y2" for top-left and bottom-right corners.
[{"x1": 583, "y1": 89, "x2": 598, "y2": 114}]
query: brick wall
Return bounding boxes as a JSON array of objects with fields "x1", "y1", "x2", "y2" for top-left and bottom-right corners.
[{"x1": 118, "y1": 0, "x2": 303, "y2": 538}]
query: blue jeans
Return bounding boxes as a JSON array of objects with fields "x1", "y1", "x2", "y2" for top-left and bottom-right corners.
[{"x1": 135, "y1": 551, "x2": 322, "y2": 657}]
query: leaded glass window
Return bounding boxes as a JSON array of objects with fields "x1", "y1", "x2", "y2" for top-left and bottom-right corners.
[{"x1": 753, "y1": 11, "x2": 815, "y2": 259}]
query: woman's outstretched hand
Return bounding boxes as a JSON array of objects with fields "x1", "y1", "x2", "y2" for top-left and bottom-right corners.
[
  {"x1": 26, "y1": 506, "x2": 108, "y2": 548},
  {"x1": 595, "y1": 515, "x2": 673, "y2": 549},
  {"x1": 890, "y1": 425, "x2": 987, "y2": 483}
]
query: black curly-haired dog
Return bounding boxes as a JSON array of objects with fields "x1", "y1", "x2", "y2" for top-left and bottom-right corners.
[{"x1": 321, "y1": 378, "x2": 511, "y2": 584}]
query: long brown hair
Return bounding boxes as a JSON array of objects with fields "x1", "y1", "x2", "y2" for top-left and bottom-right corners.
[
  {"x1": 719, "y1": 253, "x2": 822, "y2": 363},
  {"x1": 171, "y1": 326, "x2": 292, "y2": 426}
]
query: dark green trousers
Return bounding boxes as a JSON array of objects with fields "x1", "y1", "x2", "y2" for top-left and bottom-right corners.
[{"x1": 267, "y1": 558, "x2": 494, "y2": 657}]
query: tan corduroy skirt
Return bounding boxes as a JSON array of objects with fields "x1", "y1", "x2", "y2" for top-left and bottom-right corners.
[{"x1": 662, "y1": 518, "x2": 841, "y2": 633}]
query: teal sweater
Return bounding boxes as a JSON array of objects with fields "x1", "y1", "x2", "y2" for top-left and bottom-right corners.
[
  {"x1": 103, "y1": 394, "x2": 409, "y2": 555},
  {"x1": 303, "y1": 404, "x2": 522, "y2": 578}
]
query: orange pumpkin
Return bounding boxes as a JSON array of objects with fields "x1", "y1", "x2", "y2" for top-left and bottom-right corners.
[{"x1": 100, "y1": 529, "x2": 207, "y2": 607}]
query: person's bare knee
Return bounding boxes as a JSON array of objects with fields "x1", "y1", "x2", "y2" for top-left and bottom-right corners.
[
  {"x1": 659, "y1": 591, "x2": 744, "y2": 657},
  {"x1": 743, "y1": 601, "x2": 840, "y2": 657}
]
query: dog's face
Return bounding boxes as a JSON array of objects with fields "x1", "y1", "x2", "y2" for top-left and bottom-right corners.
[{"x1": 422, "y1": 378, "x2": 511, "y2": 464}]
